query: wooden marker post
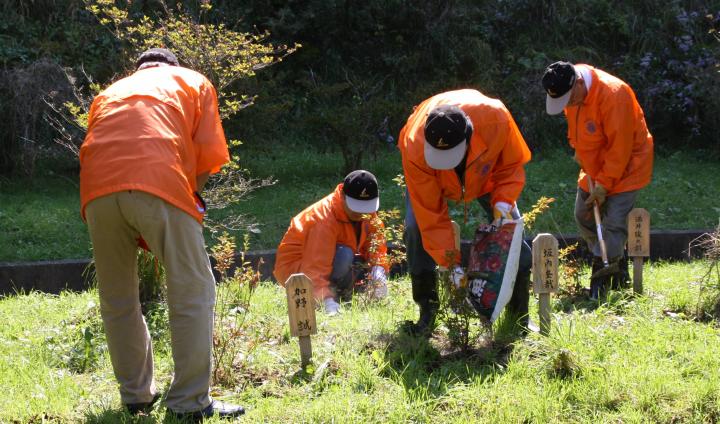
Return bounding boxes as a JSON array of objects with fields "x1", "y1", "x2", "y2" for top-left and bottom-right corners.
[
  {"x1": 627, "y1": 208, "x2": 650, "y2": 295},
  {"x1": 532, "y1": 234, "x2": 558, "y2": 335},
  {"x1": 285, "y1": 273, "x2": 317, "y2": 367}
]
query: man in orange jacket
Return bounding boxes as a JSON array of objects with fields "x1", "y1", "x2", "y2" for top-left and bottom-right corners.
[
  {"x1": 80, "y1": 48, "x2": 243, "y2": 420},
  {"x1": 542, "y1": 61, "x2": 654, "y2": 299},
  {"x1": 398, "y1": 89, "x2": 533, "y2": 336},
  {"x1": 274, "y1": 170, "x2": 390, "y2": 315}
]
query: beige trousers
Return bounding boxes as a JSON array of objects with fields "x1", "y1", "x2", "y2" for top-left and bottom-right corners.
[{"x1": 85, "y1": 190, "x2": 215, "y2": 413}]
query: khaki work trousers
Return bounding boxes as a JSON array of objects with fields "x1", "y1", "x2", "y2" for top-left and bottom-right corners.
[{"x1": 85, "y1": 190, "x2": 215, "y2": 413}]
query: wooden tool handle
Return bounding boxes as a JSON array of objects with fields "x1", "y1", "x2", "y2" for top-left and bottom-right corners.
[{"x1": 587, "y1": 176, "x2": 609, "y2": 265}]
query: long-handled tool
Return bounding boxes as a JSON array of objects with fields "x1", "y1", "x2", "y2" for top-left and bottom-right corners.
[{"x1": 587, "y1": 176, "x2": 619, "y2": 279}]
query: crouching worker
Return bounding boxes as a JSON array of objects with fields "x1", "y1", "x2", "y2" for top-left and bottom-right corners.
[
  {"x1": 398, "y1": 89, "x2": 533, "y2": 336},
  {"x1": 274, "y1": 170, "x2": 390, "y2": 315}
]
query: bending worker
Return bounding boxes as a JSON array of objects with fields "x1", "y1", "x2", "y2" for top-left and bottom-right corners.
[
  {"x1": 80, "y1": 48, "x2": 244, "y2": 420},
  {"x1": 274, "y1": 170, "x2": 390, "y2": 315},
  {"x1": 398, "y1": 89, "x2": 533, "y2": 336},
  {"x1": 542, "y1": 61, "x2": 654, "y2": 299}
]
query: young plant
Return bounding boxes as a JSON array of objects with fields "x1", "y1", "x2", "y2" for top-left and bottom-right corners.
[
  {"x1": 690, "y1": 226, "x2": 720, "y2": 321},
  {"x1": 211, "y1": 233, "x2": 261, "y2": 387},
  {"x1": 558, "y1": 242, "x2": 583, "y2": 296},
  {"x1": 436, "y1": 250, "x2": 488, "y2": 354}
]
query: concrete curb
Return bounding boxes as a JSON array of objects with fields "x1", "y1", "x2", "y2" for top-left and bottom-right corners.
[{"x1": 0, "y1": 229, "x2": 712, "y2": 296}]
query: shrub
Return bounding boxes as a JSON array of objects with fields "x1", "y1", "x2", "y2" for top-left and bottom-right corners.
[{"x1": 0, "y1": 58, "x2": 76, "y2": 176}]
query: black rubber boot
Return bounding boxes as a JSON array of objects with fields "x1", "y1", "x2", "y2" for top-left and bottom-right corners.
[
  {"x1": 609, "y1": 254, "x2": 630, "y2": 290},
  {"x1": 506, "y1": 270, "x2": 531, "y2": 330},
  {"x1": 407, "y1": 270, "x2": 439, "y2": 337}
]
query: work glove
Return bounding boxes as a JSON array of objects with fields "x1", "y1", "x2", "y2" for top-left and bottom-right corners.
[
  {"x1": 584, "y1": 183, "x2": 608, "y2": 207},
  {"x1": 368, "y1": 265, "x2": 388, "y2": 300},
  {"x1": 492, "y1": 201, "x2": 513, "y2": 226},
  {"x1": 450, "y1": 265, "x2": 466, "y2": 289},
  {"x1": 324, "y1": 297, "x2": 341, "y2": 316}
]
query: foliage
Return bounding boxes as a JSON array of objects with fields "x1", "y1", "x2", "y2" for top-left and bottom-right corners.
[
  {"x1": 210, "y1": 232, "x2": 261, "y2": 387},
  {"x1": 137, "y1": 248, "x2": 166, "y2": 309},
  {"x1": 689, "y1": 226, "x2": 720, "y2": 321},
  {"x1": 522, "y1": 196, "x2": 555, "y2": 231},
  {"x1": 557, "y1": 243, "x2": 584, "y2": 296},
  {"x1": 0, "y1": 58, "x2": 77, "y2": 176},
  {"x1": 83, "y1": 0, "x2": 298, "y2": 120}
]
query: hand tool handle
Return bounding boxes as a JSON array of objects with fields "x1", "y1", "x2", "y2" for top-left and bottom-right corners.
[{"x1": 587, "y1": 176, "x2": 609, "y2": 266}]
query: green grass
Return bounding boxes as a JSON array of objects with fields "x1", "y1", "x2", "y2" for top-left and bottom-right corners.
[
  {"x1": 1, "y1": 147, "x2": 718, "y2": 261},
  {"x1": 2, "y1": 261, "x2": 720, "y2": 422}
]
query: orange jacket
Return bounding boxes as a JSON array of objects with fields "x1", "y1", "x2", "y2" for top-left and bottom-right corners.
[
  {"x1": 80, "y1": 65, "x2": 229, "y2": 223},
  {"x1": 273, "y1": 184, "x2": 389, "y2": 300},
  {"x1": 565, "y1": 65, "x2": 654, "y2": 193},
  {"x1": 398, "y1": 89, "x2": 531, "y2": 267}
]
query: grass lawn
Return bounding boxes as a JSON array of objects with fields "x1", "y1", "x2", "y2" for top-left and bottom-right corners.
[
  {"x1": 0, "y1": 147, "x2": 718, "y2": 262},
  {"x1": 1, "y1": 260, "x2": 720, "y2": 422}
]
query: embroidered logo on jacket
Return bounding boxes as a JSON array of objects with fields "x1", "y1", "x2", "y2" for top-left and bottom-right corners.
[{"x1": 586, "y1": 120, "x2": 597, "y2": 134}]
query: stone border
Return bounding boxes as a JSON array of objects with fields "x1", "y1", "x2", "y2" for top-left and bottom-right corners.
[{"x1": 0, "y1": 229, "x2": 712, "y2": 296}]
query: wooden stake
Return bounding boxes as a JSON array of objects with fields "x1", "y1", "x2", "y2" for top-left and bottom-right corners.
[
  {"x1": 285, "y1": 273, "x2": 317, "y2": 367},
  {"x1": 627, "y1": 208, "x2": 650, "y2": 295},
  {"x1": 532, "y1": 234, "x2": 558, "y2": 335}
]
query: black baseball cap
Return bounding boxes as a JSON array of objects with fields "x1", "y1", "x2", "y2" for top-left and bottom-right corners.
[
  {"x1": 136, "y1": 48, "x2": 179, "y2": 69},
  {"x1": 343, "y1": 170, "x2": 379, "y2": 214},
  {"x1": 423, "y1": 104, "x2": 472, "y2": 170},
  {"x1": 542, "y1": 61, "x2": 578, "y2": 115}
]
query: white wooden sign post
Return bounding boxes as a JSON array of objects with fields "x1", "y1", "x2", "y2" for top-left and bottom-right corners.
[
  {"x1": 532, "y1": 234, "x2": 558, "y2": 335},
  {"x1": 285, "y1": 273, "x2": 317, "y2": 367},
  {"x1": 627, "y1": 208, "x2": 650, "y2": 295}
]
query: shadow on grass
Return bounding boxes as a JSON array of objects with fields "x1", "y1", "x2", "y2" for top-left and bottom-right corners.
[
  {"x1": 84, "y1": 408, "x2": 201, "y2": 424},
  {"x1": 366, "y1": 315, "x2": 531, "y2": 401},
  {"x1": 84, "y1": 408, "x2": 158, "y2": 423}
]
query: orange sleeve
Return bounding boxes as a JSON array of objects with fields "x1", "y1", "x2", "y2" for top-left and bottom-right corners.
[
  {"x1": 403, "y1": 157, "x2": 459, "y2": 267},
  {"x1": 363, "y1": 216, "x2": 389, "y2": 271},
  {"x1": 193, "y1": 81, "x2": 229, "y2": 175},
  {"x1": 483, "y1": 116, "x2": 531, "y2": 206},
  {"x1": 595, "y1": 87, "x2": 635, "y2": 191},
  {"x1": 300, "y1": 220, "x2": 338, "y2": 300}
]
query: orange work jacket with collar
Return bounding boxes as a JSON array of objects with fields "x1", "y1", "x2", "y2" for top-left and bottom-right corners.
[
  {"x1": 273, "y1": 184, "x2": 390, "y2": 300},
  {"x1": 398, "y1": 89, "x2": 531, "y2": 267},
  {"x1": 80, "y1": 65, "x2": 229, "y2": 223},
  {"x1": 564, "y1": 65, "x2": 654, "y2": 194}
]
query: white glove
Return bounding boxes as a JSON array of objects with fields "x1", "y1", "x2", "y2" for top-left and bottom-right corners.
[
  {"x1": 324, "y1": 297, "x2": 341, "y2": 316},
  {"x1": 450, "y1": 265, "x2": 465, "y2": 289},
  {"x1": 369, "y1": 266, "x2": 388, "y2": 299},
  {"x1": 492, "y1": 201, "x2": 513, "y2": 226}
]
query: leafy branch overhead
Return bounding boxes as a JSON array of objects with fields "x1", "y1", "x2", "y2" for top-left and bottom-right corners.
[{"x1": 84, "y1": 0, "x2": 300, "y2": 119}]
